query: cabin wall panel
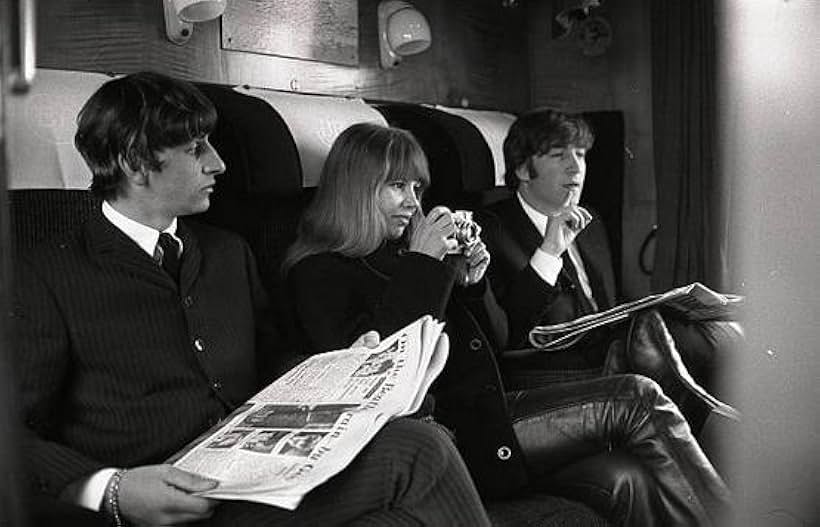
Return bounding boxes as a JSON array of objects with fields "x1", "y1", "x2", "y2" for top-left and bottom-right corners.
[
  {"x1": 36, "y1": 0, "x2": 530, "y2": 112},
  {"x1": 527, "y1": 0, "x2": 655, "y2": 298}
]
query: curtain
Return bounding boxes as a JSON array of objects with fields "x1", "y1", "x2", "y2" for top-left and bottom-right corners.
[{"x1": 650, "y1": 0, "x2": 730, "y2": 292}]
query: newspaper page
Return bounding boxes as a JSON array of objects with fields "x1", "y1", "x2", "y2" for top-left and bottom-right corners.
[
  {"x1": 171, "y1": 316, "x2": 447, "y2": 510},
  {"x1": 528, "y1": 282, "x2": 744, "y2": 352}
]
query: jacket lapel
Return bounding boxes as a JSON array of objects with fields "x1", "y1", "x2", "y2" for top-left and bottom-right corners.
[
  {"x1": 504, "y1": 199, "x2": 543, "y2": 261},
  {"x1": 177, "y1": 220, "x2": 201, "y2": 295},
  {"x1": 84, "y1": 211, "x2": 172, "y2": 288},
  {"x1": 575, "y1": 224, "x2": 616, "y2": 310}
]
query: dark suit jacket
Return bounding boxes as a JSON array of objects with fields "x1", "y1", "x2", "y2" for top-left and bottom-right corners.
[
  {"x1": 286, "y1": 241, "x2": 529, "y2": 498},
  {"x1": 12, "y1": 210, "x2": 281, "y2": 497},
  {"x1": 478, "y1": 197, "x2": 618, "y2": 349}
]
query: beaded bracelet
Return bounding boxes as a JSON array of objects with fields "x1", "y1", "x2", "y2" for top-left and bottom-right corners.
[{"x1": 106, "y1": 468, "x2": 128, "y2": 527}]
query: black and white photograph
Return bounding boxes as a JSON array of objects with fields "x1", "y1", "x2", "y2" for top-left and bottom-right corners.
[
  {"x1": 1, "y1": 1, "x2": 816, "y2": 526},
  {"x1": 240, "y1": 430, "x2": 291, "y2": 454},
  {"x1": 205, "y1": 429, "x2": 254, "y2": 449}
]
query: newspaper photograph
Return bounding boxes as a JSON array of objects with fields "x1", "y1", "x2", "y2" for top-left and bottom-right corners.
[
  {"x1": 170, "y1": 316, "x2": 447, "y2": 510},
  {"x1": 528, "y1": 282, "x2": 744, "y2": 352}
]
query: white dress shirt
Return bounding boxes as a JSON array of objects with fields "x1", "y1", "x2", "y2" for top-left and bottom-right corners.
[
  {"x1": 102, "y1": 200, "x2": 182, "y2": 257},
  {"x1": 517, "y1": 192, "x2": 597, "y2": 309}
]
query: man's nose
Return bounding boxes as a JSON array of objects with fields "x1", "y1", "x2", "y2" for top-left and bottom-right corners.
[
  {"x1": 203, "y1": 142, "x2": 226, "y2": 176},
  {"x1": 566, "y1": 153, "x2": 582, "y2": 173}
]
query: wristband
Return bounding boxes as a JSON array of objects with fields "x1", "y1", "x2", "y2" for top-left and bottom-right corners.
[{"x1": 106, "y1": 468, "x2": 128, "y2": 527}]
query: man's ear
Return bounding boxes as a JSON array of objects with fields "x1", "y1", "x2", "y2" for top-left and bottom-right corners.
[
  {"x1": 515, "y1": 162, "x2": 531, "y2": 183},
  {"x1": 117, "y1": 155, "x2": 149, "y2": 187}
]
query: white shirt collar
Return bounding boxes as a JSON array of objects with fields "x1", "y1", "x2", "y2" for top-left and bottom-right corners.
[
  {"x1": 101, "y1": 201, "x2": 181, "y2": 257},
  {"x1": 516, "y1": 191, "x2": 549, "y2": 237}
]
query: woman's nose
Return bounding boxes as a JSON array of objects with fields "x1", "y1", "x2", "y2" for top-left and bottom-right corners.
[{"x1": 403, "y1": 187, "x2": 420, "y2": 208}]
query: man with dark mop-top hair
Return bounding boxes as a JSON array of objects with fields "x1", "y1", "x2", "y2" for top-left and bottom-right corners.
[
  {"x1": 12, "y1": 71, "x2": 490, "y2": 526},
  {"x1": 478, "y1": 107, "x2": 742, "y2": 433}
]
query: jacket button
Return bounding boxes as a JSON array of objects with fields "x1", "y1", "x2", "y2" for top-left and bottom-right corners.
[
  {"x1": 211, "y1": 380, "x2": 222, "y2": 391},
  {"x1": 182, "y1": 296, "x2": 194, "y2": 308},
  {"x1": 469, "y1": 338, "x2": 482, "y2": 351},
  {"x1": 484, "y1": 383, "x2": 497, "y2": 393},
  {"x1": 193, "y1": 338, "x2": 205, "y2": 352},
  {"x1": 497, "y1": 446, "x2": 512, "y2": 461}
]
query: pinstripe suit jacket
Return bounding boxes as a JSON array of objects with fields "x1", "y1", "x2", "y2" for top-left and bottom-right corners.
[{"x1": 13, "y1": 210, "x2": 280, "y2": 497}]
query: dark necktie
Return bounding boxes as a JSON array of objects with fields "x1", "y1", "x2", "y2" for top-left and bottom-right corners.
[
  {"x1": 561, "y1": 251, "x2": 597, "y2": 315},
  {"x1": 157, "y1": 233, "x2": 181, "y2": 283}
]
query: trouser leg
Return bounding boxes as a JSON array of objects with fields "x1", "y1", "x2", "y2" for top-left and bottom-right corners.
[
  {"x1": 665, "y1": 317, "x2": 744, "y2": 405},
  {"x1": 532, "y1": 450, "x2": 662, "y2": 527},
  {"x1": 508, "y1": 374, "x2": 732, "y2": 527},
  {"x1": 207, "y1": 418, "x2": 489, "y2": 527}
]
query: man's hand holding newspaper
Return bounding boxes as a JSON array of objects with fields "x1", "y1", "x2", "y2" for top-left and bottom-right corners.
[{"x1": 169, "y1": 316, "x2": 447, "y2": 510}]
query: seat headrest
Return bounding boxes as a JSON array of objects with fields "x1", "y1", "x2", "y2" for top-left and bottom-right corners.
[
  {"x1": 432, "y1": 105, "x2": 516, "y2": 187},
  {"x1": 195, "y1": 83, "x2": 302, "y2": 197},
  {"x1": 235, "y1": 87, "x2": 388, "y2": 188},
  {"x1": 375, "y1": 103, "x2": 513, "y2": 209},
  {"x1": 6, "y1": 69, "x2": 108, "y2": 190}
]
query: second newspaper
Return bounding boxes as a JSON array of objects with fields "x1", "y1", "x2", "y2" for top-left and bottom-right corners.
[{"x1": 170, "y1": 315, "x2": 448, "y2": 510}]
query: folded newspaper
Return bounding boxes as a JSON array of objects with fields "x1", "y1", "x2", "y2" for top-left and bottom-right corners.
[
  {"x1": 529, "y1": 282, "x2": 744, "y2": 352},
  {"x1": 168, "y1": 315, "x2": 447, "y2": 510}
]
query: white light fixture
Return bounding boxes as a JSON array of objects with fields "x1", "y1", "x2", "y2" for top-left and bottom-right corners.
[
  {"x1": 378, "y1": 0, "x2": 432, "y2": 69},
  {"x1": 164, "y1": 0, "x2": 227, "y2": 45}
]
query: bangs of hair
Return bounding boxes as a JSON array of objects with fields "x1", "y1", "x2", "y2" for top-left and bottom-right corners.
[
  {"x1": 536, "y1": 116, "x2": 594, "y2": 153},
  {"x1": 383, "y1": 131, "x2": 430, "y2": 190},
  {"x1": 146, "y1": 91, "x2": 218, "y2": 151}
]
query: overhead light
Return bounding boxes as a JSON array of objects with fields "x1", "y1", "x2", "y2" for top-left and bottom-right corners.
[
  {"x1": 164, "y1": 0, "x2": 226, "y2": 45},
  {"x1": 378, "y1": 0, "x2": 432, "y2": 69}
]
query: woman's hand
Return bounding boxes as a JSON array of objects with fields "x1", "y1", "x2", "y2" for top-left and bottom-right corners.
[
  {"x1": 408, "y1": 206, "x2": 458, "y2": 260},
  {"x1": 457, "y1": 240, "x2": 490, "y2": 286}
]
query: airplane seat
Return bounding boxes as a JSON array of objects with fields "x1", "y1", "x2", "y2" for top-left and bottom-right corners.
[{"x1": 191, "y1": 85, "x2": 389, "y2": 347}]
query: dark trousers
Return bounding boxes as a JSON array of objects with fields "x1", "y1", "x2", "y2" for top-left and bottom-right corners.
[
  {"x1": 508, "y1": 375, "x2": 732, "y2": 527},
  {"x1": 201, "y1": 418, "x2": 490, "y2": 527}
]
